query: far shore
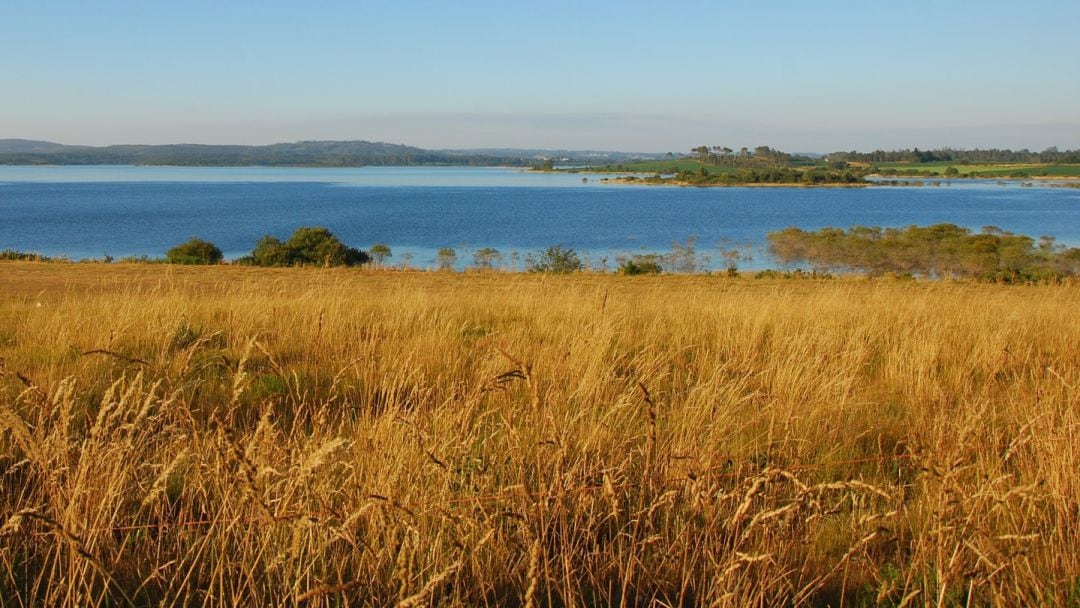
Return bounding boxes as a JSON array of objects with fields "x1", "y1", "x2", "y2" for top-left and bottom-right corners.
[
  {"x1": 598, "y1": 176, "x2": 870, "y2": 188},
  {"x1": 546, "y1": 170, "x2": 1080, "y2": 188}
]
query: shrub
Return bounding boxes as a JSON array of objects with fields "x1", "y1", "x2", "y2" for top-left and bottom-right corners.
[
  {"x1": 618, "y1": 254, "x2": 663, "y2": 275},
  {"x1": 472, "y1": 247, "x2": 502, "y2": 271},
  {"x1": 526, "y1": 245, "x2": 583, "y2": 274},
  {"x1": 250, "y1": 236, "x2": 291, "y2": 267},
  {"x1": 118, "y1": 255, "x2": 163, "y2": 264},
  {"x1": 79, "y1": 254, "x2": 114, "y2": 264},
  {"x1": 166, "y1": 237, "x2": 223, "y2": 265},
  {"x1": 436, "y1": 247, "x2": 457, "y2": 271},
  {"x1": 248, "y1": 227, "x2": 368, "y2": 267},
  {"x1": 0, "y1": 249, "x2": 51, "y2": 262}
]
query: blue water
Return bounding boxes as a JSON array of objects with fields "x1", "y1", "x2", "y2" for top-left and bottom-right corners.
[{"x1": 1, "y1": 166, "x2": 1078, "y2": 269}]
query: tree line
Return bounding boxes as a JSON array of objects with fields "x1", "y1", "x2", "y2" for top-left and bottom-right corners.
[
  {"x1": 828, "y1": 147, "x2": 1080, "y2": 164},
  {"x1": 675, "y1": 167, "x2": 864, "y2": 185},
  {"x1": 688, "y1": 145, "x2": 820, "y2": 168}
]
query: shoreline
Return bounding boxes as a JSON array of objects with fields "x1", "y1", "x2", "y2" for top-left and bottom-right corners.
[
  {"x1": 868, "y1": 173, "x2": 1080, "y2": 181},
  {"x1": 599, "y1": 176, "x2": 868, "y2": 188}
]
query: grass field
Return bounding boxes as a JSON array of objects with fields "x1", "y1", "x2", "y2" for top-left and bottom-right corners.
[
  {"x1": 1, "y1": 263, "x2": 1078, "y2": 606},
  {"x1": 876, "y1": 162, "x2": 1080, "y2": 177}
]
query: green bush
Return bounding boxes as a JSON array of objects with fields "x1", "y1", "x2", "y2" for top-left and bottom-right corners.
[
  {"x1": 247, "y1": 227, "x2": 368, "y2": 267},
  {"x1": 166, "y1": 238, "x2": 223, "y2": 265},
  {"x1": 526, "y1": 245, "x2": 583, "y2": 274},
  {"x1": 618, "y1": 254, "x2": 663, "y2": 275},
  {"x1": 0, "y1": 249, "x2": 51, "y2": 262}
]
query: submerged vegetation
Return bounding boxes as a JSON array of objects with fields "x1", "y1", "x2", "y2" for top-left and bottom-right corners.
[
  {"x1": 768, "y1": 224, "x2": 1080, "y2": 282},
  {"x1": 0, "y1": 264, "x2": 1076, "y2": 605},
  {"x1": 4, "y1": 223, "x2": 1077, "y2": 283}
]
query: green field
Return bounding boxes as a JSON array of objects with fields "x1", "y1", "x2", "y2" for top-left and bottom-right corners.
[
  {"x1": 577, "y1": 159, "x2": 739, "y2": 175},
  {"x1": 876, "y1": 162, "x2": 1080, "y2": 177}
]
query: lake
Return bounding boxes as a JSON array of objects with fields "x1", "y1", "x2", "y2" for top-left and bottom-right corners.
[{"x1": 1, "y1": 166, "x2": 1078, "y2": 270}]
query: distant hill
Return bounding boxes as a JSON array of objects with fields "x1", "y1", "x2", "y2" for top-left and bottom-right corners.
[
  {"x1": 0, "y1": 140, "x2": 536, "y2": 167},
  {"x1": 0, "y1": 139, "x2": 89, "y2": 154}
]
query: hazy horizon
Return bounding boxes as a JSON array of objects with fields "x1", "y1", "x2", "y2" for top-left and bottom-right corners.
[
  {"x1": 3, "y1": 1, "x2": 1079, "y2": 152},
  {"x1": 6, "y1": 117, "x2": 1080, "y2": 155}
]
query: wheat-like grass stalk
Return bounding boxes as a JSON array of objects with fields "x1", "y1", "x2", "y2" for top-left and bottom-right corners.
[{"x1": 396, "y1": 559, "x2": 461, "y2": 608}]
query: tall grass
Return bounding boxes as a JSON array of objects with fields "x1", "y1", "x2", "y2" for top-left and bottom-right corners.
[{"x1": 1, "y1": 263, "x2": 1077, "y2": 606}]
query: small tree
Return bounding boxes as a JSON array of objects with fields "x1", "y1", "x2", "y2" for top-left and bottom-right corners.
[
  {"x1": 472, "y1": 247, "x2": 502, "y2": 271},
  {"x1": 370, "y1": 243, "x2": 392, "y2": 266},
  {"x1": 436, "y1": 247, "x2": 457, "y2": 271},
  {"x1": 286, "y1": 226, "x2": 368, "y2": 267},
  {"x1": 527, "y1": 244, "x2": 583, "y2": 274},
  {"x1": 166, "y1": 237, "x2": 223, "y2": 265}
]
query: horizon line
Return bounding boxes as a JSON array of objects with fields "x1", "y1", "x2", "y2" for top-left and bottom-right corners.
[{"x1": 1, "y1": 137, "x2": 1077, "y2": 156}]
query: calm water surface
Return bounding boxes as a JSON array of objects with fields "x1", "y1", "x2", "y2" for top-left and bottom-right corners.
[{"x1": 1, "y1": 166, "x2": 1078, "y2": 269}]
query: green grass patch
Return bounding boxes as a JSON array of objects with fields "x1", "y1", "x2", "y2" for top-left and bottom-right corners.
[{"x1": 876, "y1": 162, "x2": 1080, "y2": 177}]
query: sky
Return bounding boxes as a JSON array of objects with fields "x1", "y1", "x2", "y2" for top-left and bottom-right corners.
[{"x1": 2, "y1": 0, "x2": 1078, "y2": 152}]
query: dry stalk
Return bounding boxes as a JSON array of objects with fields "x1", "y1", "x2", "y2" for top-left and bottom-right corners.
[
  {"x1": 637, "y1": 381, "x2": 658, "y2": 488},
  {"x1": 523, "y1": 536, "x2": 542, "y2": 608},
  {"x1": 295, "y1": 579, "x2": 365, "y2": 603},
  {"x1": 1, "y1": 508, "x2": 134, "y2": 606},
  {"x1": 396, "y1": 559, "x2": 462, "y2": 608},
  {"x1": 141, "y1": 448, "x2": 189, "y2": 507},
  {"x1": 0, "y1": 402, "x2": 43, "y2": 465},
  {"x1": 793, "y1": 529, "x2": 882, "y2": 604}
]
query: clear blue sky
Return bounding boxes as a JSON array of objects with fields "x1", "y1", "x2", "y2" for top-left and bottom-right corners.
[{"x1": 2, "y1": 0, "x2": 1078, "y2": 152}]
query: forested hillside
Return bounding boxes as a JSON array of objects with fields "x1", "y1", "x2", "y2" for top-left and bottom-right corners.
[{"x1": 0, "y1": 139, "x2": 531, "y2": 167}]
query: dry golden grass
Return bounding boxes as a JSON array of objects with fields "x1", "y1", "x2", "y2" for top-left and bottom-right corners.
[{"x1": 0, "y1": 262, "x2": 1077, "y2": 606}]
